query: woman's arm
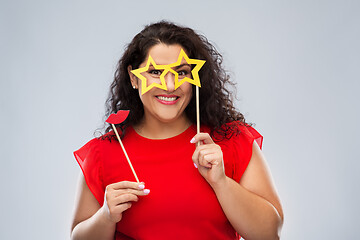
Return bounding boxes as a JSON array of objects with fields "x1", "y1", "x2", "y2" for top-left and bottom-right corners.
[
  {"x1": 71, "y1": 174, "x2": 116, "y2": 240},
  {"x1": 192, "y1": 134, "x2": 283, "y2": 240},
  {"x1": 70, "y1": 173, "x2": 149, "y2": 240}
]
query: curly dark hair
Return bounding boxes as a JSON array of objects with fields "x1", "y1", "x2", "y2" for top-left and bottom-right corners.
[{"x1": 102, "y1": 20, "x2": 248, "y2": 141}]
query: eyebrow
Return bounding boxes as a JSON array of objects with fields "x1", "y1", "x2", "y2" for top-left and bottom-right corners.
[
  {"x1": 148, "y1": 63, "x2": 191, "y2": 70},
  {"x1": 173, "y1": 64, "x2": 191, "y2": 70},
  {"x1": 148, "y1": 64, "x2": 161, "y2": 69}
]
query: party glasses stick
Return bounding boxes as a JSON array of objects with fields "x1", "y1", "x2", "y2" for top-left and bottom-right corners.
[{"x1": 196, "y1": 86, "x2": 201, "y2": 147}]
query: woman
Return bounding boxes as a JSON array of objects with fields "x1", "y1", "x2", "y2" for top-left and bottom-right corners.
[{"x1": 71, "y1": 21, "x2": 283, "y2": 240}]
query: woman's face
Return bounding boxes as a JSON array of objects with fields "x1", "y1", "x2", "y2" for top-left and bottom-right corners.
[{"x1": 129, "y1": 44, "x2": 193, "y2": 125}]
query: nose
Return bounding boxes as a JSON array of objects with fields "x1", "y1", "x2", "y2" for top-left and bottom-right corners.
[{"x1": 163, "y1": 71, "x2": 176, "y2": 92}]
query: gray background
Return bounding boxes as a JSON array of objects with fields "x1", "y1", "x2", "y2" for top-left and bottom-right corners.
[{"x1": 1, "y1": 0, "x2": 359, "y2": 239}]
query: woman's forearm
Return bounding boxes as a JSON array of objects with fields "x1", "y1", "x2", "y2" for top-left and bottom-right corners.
[
  {"x1": 211, "y1": 177, "x2": 283, "y2": 240},
  {"x1": 71, "y1": 207, "x2": 116, "y2": 240}
]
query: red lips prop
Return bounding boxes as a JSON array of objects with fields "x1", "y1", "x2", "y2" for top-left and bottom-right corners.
[
  {"x1": 106, "y1": 110, "x2": 130, "y2": 124},
  {"x1": 105, "y1": 110, "x2": 140, "y2": 183}
]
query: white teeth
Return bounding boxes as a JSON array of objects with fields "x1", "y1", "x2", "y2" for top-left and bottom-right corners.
[{"x1": 157, "y1": 96, "x2": 177, "y2": 101}]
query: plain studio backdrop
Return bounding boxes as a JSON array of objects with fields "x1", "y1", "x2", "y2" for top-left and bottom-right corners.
[{"x1": 1, "y1": 0, "x2": 359, "y2": 239}]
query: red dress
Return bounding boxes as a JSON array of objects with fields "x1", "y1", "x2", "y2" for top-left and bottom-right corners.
[{"x1": 74, "y1": 124, "x2": 262, "y2": 240}]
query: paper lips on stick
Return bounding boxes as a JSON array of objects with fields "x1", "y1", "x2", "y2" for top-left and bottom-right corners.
[
  {"x1": 106, "y1": 110, "x2": 130, "y2": 124},
  {"x1": 106, "y1": 110, "x2": 139, "y2": 183}
]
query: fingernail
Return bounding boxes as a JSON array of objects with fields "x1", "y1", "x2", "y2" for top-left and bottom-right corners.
[
  {"x1": 144, "y1": 189, "x2": 150, "y2": 194},
  {"x1": 190, "y1": 137, "x2": 195, "y2": 143},
  {"x1": 194, "y1": 163, "x2": 198, "y2": 168},
  {"x1": 139, "y1": 184, "x2": 145, "y2": 189}
]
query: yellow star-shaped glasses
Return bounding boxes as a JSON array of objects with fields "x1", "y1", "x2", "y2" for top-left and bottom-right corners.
[
  {"x1": 130, "y1": 49, "x2": 206, "y2": 95},
  {"x1": 130, "y1": 56, "x2": 168, "y2": 95},
  {"x1": 168, "y1": 49, "x2": 205, "y2": 90}
]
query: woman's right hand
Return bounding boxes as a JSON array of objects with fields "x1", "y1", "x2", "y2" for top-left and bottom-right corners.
[{"x1": 101, "y1": 181, "x2": 150, "y2": 223}]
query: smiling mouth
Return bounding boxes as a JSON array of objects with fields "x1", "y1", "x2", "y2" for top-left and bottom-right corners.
[{"x1": 156, "y1": 96, "x2": 179, "y2": 101}]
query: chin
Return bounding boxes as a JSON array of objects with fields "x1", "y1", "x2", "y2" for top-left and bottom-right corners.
[
  {"x1": 156, "y1": 116, "x2": 179, "y2": 123},
  {"x1": 155, "y1": 111, "x2": 185, "y2": 124}
]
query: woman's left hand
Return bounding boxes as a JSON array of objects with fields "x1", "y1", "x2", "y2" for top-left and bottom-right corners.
[{"x1": 191, "y1": 133, "x2": 226, "y2": 186}]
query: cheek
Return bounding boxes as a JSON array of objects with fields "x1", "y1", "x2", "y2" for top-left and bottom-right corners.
[
  {"x1": 138, "y1": 87, "x2": 147, "y2": 102},
  {"x1": 180, "y1": 83, "x2": 193, "y2": 98},
  {"x1": 143, "y1": 74, "x2": 162, "y2": 84}
]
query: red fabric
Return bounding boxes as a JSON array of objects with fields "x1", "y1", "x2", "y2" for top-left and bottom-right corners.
[{"x1": 74, "y1": 124, "x2": 263, "y2": 240}]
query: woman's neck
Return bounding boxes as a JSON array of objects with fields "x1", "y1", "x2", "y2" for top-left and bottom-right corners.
[{"x1": 133, "y1": 115, "x2": 192, "y2": 139}]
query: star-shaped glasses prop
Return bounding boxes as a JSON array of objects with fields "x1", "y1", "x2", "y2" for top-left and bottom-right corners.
[{"x1": 130, "y1": 49, "x2": 206, "y2": 95}]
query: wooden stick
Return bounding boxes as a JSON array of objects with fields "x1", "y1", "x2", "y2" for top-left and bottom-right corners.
[
  {"x1": 196, "y1": 86, "x2": 200, "y2": 147},
  {"x1": 111, "y1": 124, "x2": 140, "y2": 183}
]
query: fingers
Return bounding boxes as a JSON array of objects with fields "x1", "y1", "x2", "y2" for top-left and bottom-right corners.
[
  {"x1": 106, "y1": 181, "x2": 150, "y2": 196},
  {"x1": 112, "y1": 202, "x2": 133, "y2": 214},
  {"x1": 104, "y1": 195, "x2": 134, "y2": 223},
  {"x1": 107, "y1": 191, "x2": 139, "y2": 207},
  {"x1": 103, "y1": 180, "x2": 150, "y2": 223},
  {"x1": 192, "y1": 141, "x2": 223, "y2": 168},
  {"x1": 108, "y1": 181, "x2": 145, "y2": 191},
  {"x1": 191, "y1": 133, "x2": 216, "y2": 168},
  {"x1": 190, "y1": 132, "x2": 214, "y2": 145},
  {"x1": 193, "y1": 146, "x2": 212, "y2": 168},
  {"x1": 191, "y1": 132, "x2": 226, "y2": 185}
]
